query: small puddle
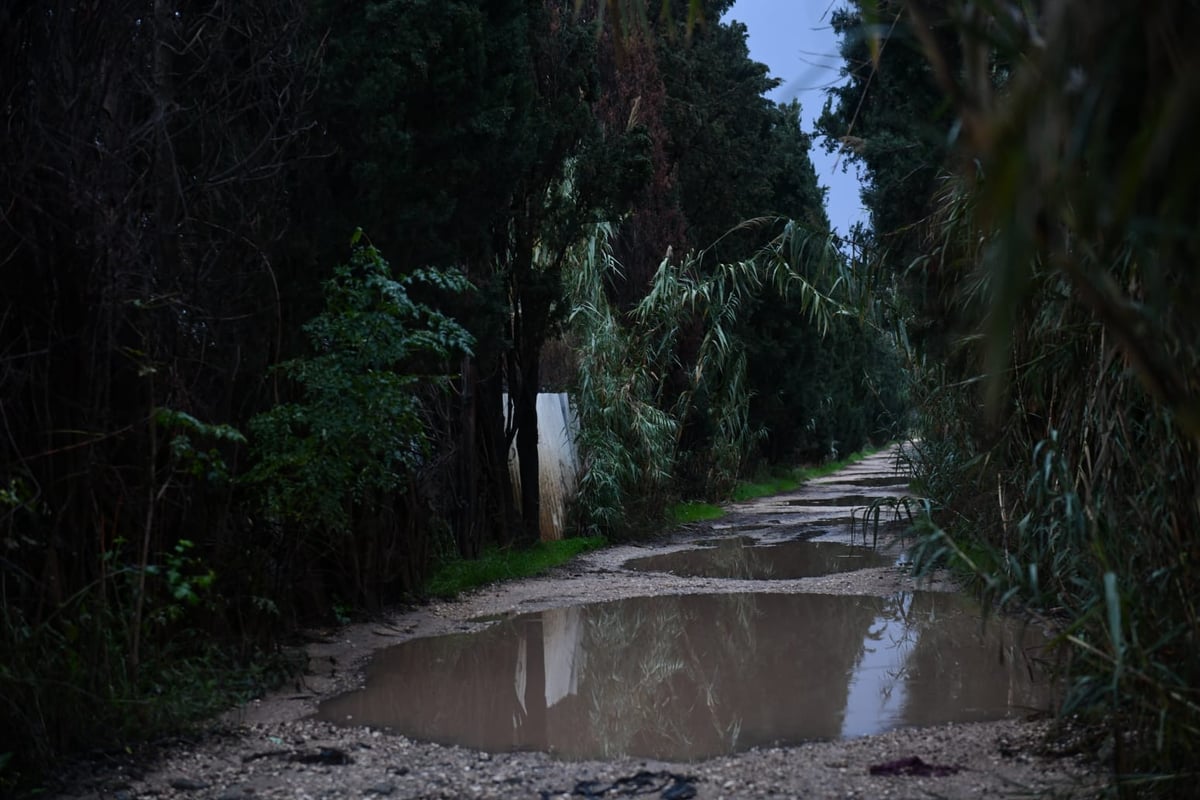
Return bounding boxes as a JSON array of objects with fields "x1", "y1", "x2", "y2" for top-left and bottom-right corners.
[
  {"x1": 784, "y1": 495, "x2": 875, "y2": 507},
  {"x1": 840, "y1": 476, "x2": 911, "y2": 488},
  {"x1": 622, "y1": 538, "x2": 891, "y2": 579},
  {"x1": 692, "y1": 535, "x2": 759, "y2": 547},
  {"x1": 316, "y1": 592, "x2": 1052, "y2": 761}
]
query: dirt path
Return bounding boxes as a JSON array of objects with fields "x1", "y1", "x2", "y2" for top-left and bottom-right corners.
[{"x1": 51, "y1": 448, "x2": 1101, "y2": 799}]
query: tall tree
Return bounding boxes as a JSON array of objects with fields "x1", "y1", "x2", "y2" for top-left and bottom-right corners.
[
  {"x1": 643, "y1": 2, "x2": 896, "y2": 479},
  {"x1": 816, "y1": 2, "x2": 956, "y2": 272},
  {"x1": 305, "y1": 0, "x2": 537, "y2": 556},
  {"x1": 594, "y1": 19, "x2": 690, "y2": 309},
  {"x1": 0, "y1": 0, "x2": 316, "y2": 766},
  {"x1": 306, "y1": 0, "x2": 650, "y2": 547},
  {"x1": 658, "y1": 4, "x2": 782, "y2": 263},
  {"x1": 307, "y1": 0, "x2": 536, "y2": 270},
  {"x1": 0, "y1": 0, "x2": 314, "y2": 623},
  {"x1": 503, "y1": 0, "x2": 651, "y2": 542}
]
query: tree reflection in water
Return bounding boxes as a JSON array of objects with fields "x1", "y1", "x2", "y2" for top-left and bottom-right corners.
[
  {"x1": 316, "y1": 592, "x2": 1052, "y2": 760},
  {"x1": 622, "y1": 537, "x2": 892, "y2": 580}
]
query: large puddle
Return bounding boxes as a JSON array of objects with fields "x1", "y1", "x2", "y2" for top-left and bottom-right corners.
[
  {"x1": 621, "y1": 537, "x2": 892, "y2": 579},
  {"x1": 316, "y1": 592, "x2": 1051, "y2": 761}
]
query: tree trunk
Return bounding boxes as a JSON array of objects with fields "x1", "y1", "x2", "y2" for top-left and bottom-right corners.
[
  {"x1": 515, "y1": 348, "x2": 541, "y2": 544},
  {"x1": 479, "y1": 366, "x2": 518, "y2": 545},
  {"x1": 454, "y1": 355, "x2": 482, "y2": 558}
]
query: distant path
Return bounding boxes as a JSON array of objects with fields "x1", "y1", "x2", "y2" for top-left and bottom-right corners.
[
  {"x1": 716, "y1": 445, "x2": 914, "y2": 542},
  {"x1": 48, "y1": 445, "x2": 1100, "y2": 800}
]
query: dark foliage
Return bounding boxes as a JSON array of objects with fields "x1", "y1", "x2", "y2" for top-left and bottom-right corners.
[
  {"x1": 825, "y1": 1, "x2": 1200, "y2": 793},
  {"x1": 0, "y1": 0, "x2": 317, "y2": 778},
  {"x1": 0, "y1": 0, "x2": 909, "y2": 787}
]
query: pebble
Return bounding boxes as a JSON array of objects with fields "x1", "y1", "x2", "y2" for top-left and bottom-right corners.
[
  {"x1": 364, "y1": 782, "x2": 395, "y2": 796},
  {"x1": 168, "y1": 777, "x2": 211, "y2": 791}
]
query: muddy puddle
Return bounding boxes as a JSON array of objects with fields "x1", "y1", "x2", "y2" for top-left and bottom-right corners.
[
  {"x1": 316, "y1": 592, "x2": 1052, "y2": 761},
  {"x1": 783, "y1": 495, "x2": 876, "y2": 507},
  {"x1": 621, "y1": 537, "x2": 892, "y2": 579},
  {"x1": 836, "y1": 476, "x2": 911, "y2": 488}
]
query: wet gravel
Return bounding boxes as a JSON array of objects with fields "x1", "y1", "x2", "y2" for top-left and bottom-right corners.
[
  {"x1": 52, "y1": 716, "x2": 1099, "y2": 800},
  {"x1": 45, "y1": 449, "x2": 1104, "y2": 799}
]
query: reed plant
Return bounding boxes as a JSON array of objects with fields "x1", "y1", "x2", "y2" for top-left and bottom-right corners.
[
  {"x1": 883, "y1": 1, "x2": 1200, "y2": 791},
  {"x1": 566, "y1": 222, "x2": 853, "y2": 536}
]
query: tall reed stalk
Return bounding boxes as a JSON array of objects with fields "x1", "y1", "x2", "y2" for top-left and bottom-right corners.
[{"x1": 886, "y1": 1, "x2": 1200, "y2": 791}]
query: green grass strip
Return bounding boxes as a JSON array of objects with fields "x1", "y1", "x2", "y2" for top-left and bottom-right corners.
[
  {"x1": 424, "y1": 536, "x2": 606, "y2": 599},
  {"x1": 669, "y1": 500, "x2": 725, "y2": 524}
]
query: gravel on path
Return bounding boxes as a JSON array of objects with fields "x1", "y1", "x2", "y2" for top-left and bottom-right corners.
[{"x1": 47, "y1": 448, "x2": 1103, "y2": 799}]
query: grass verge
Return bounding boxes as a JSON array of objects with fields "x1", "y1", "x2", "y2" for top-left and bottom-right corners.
[
  {"x1": 424, "y1": 536, "x2": 607, "y2": 600},
  {"x1": 1, "y1": 623, "x2": 300, "y2": 795},
  {"x1": 665, "y1": 444, "x2": 891, "y2": 522},
  {"x1": 668, "y1": 501, "x2": 725, "y2": 524}
]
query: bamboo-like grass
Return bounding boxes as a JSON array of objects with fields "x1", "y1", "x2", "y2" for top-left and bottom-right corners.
[
  {"x1": 870, "y1": 1, "x2": 1200, "y2": 792},
  {"x1": 565, "y1": 221, "x2": 854, "y2": 537}
]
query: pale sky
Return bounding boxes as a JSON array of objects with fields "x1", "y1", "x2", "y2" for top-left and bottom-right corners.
[{"x1": 723, "y1": 1, "x2": 866, "y2": 236}]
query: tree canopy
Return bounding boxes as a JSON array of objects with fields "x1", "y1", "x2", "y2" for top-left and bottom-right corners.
[{"x1": 0, "y1": 0, "x2": 901, "y2": 786}]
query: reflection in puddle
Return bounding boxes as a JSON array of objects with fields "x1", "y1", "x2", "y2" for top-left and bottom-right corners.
[
  {"x1": 785, "y1": 495, "x2": 875, "y2": 507},
  {"x1": 622, "y1": 538, "x2": 891, "y2": 579},
  {"x1": 316, "y1": 593, "x2": 1051, "y2": 761},
  {"x1": 840, "y1": 476, "x2": 911, "y2": 488},
  {"x1": 692, "y1": 535, "x2": 759, "y2": 547}
]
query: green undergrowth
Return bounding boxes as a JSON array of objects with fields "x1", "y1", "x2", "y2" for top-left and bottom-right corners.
[
  {"x1": 1, "y1": 625, "x2": 300, "y2": 795},
  {"x1": 424, "y1": 536, "x2": 607, "y2": 600},
  {"x1": 668, "y1": 501, "x2": 726, "y2": 524}
]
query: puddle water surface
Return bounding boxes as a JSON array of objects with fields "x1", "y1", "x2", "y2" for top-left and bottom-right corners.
[
  {"x1": 316, "y1": 592, "x2": 1051, "y2": 761},
  {"x1": 622, "y1": 538, "x2": 891, "y2": 579},
  {"x1": 839, "y1": 476, "x2": 911, "y2": 488},
  {"x1": 784, "y1": 495, "x2": 875, "y2": 507}
]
